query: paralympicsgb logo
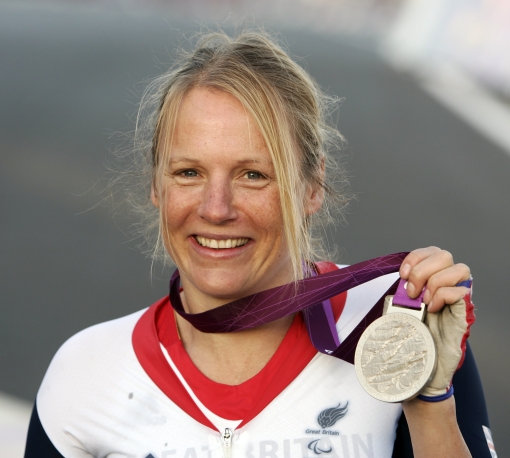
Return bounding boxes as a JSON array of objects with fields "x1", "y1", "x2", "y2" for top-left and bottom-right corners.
[
  {"x1": 317, "y1": 401, "x2": 348, "y2": 428},
  {"x1": 303, "y1": 402, "x2": 349, "y2": 455}
]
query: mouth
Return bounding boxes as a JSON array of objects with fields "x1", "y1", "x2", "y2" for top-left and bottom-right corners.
[{"x1": 194, "y1": 236, "x2": 250, "y2": 249}]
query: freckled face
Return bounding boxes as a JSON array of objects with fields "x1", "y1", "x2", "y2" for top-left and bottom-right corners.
[{"x1": 152, "y1": 87, "x2": 295, "y2": 309}]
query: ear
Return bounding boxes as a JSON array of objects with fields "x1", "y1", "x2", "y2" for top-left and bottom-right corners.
[
  {"x1": 305, "y1": 158, "x2": 325, "y2": 215},
  {"x1": 150, "y1": 183, "x2": 160, "y2": 208},
  {"x1": 305, "y1": 185, "x2": 324, "y2": 216}
]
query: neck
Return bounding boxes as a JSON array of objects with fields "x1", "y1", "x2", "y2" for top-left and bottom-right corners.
[{"x1": 176, "y1": 291, "x2": 295, "y2": 385}]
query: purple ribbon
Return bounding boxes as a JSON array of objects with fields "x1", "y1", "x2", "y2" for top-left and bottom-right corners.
[
  {"x1": 169, "y1": 252, "x2": 409, "y2": 363},
  {"x1": 393, "y1": 279, "x2": 425, "y2": 309}
]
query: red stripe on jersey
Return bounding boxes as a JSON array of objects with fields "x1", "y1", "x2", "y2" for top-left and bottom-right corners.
[
  {"x1": 132, "y1": 297, "x2": 217, "y2": 430},
  {"x1": 133, "y1": 263, "x2": 346, "y2": 429}
]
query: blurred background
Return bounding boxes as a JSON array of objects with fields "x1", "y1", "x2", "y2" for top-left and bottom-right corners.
[{"x1": 1, "y1": 0, "x2": 509, "y2": 456}]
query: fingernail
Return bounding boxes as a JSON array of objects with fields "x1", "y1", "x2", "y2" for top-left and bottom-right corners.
[
  {"x1": 423, "y1": 289, "x2": 430, "y2": 303},
  {"x1": 406, "y1": 282, "x2": 416, "y2": 297},
  {"x1": 428, "y1": 299, "x2": 434, "y2": 311},
  {"x1": 401, "y1": 263, "x2": 411, "y2": 278}
]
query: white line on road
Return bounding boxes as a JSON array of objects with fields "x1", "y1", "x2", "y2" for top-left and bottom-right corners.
[
  {"x1": 381, "y1": 53, "x2": 510, "y2": 158},
  {"x1": 380, "y1": 0, "x2": 510, "y2": 158},
  {"x1": 0, "y1": 392, "x2": 32, "y2": 458},
  {"x1": 419, "y1": 64, "x2": 510, "y2": 158}
]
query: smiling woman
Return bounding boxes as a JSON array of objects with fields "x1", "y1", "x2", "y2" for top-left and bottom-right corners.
[
  {"x1": 25, "y1": 29, "x2": 491, "y2": 458},
  {"x1": 152, "y1": 88, "x2": 297, "y2": 306},
  {"x1": 144, "y1": 32, "x2": 346, "y2": 285}
]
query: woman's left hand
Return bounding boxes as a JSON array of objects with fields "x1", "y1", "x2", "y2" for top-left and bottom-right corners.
[
  {"x1": 399, "y1": 246, "x2": 475, "y2": 400},
  {"x1": 399, "y1": 246, "x2": 471, "y2": 313},
  {"x1": 399, "y1": 247, "x2": 474, "y2": 457}
]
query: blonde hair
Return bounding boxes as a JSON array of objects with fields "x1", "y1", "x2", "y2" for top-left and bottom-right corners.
[{"x1": 130, "y1": 29, "x2": 348, "y2": 281}]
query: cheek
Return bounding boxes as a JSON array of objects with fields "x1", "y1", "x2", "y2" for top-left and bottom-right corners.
[
  {"x1": 265, "y1": 202, "x2": 284, "y2": 230},
  {"x1": 158, "y1": 191, "x2": 198, "y2": 249},
  {"x1": 161, "y1": 187, "x2": 198, "y2": 221},
  {"x1": 241, "y1": 189, "x2": 284, "y2": 232},
  {"x1": 158, "y1": 194, "x2": 193, "y2": 262}
]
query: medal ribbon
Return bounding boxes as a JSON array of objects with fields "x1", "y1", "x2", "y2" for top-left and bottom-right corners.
[{"x1": 169, "y1": 252, "x2": 409, "y2": 363}]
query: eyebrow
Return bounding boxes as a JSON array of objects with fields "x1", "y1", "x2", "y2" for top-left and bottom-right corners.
[{"x1": 168, "y1": 156, "x2": 273, "y2": 165}]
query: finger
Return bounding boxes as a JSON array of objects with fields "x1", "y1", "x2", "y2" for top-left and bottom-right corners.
[
  {"x1": 422, "y1": 263, "x2": 471, "y2": 303},
  {"x1": 405, "y1": 249, "x2": 454, "y2": 298},
  {"x1": 428, "y1": 286, "x2": 470, "y2": 313},
  {"x1": 400, "y1": 247, "x2": 442, "y2": 279}
]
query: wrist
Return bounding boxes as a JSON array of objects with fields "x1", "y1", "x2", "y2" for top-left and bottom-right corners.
[
  {"x1": 402, "y1": 396, "x2": 471, "y2": 458},
  {"x1": 402, "y1": 394, "x2": 457, "y2": 422},
  {"x1": 417, "y1": 384, "x2": 454, "y2": 402}
]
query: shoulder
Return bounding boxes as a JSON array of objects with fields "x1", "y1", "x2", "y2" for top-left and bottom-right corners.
[
  {"x1": 41, "y1": 309, "x2": 146, "y2": 376},
  {"x1": 36, "y1": 309, "x2": 148, "y2": 446}
]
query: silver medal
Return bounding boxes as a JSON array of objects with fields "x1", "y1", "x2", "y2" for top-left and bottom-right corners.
[{"x1": 354, "y1": 295, "x2": 437, "y2": 403}]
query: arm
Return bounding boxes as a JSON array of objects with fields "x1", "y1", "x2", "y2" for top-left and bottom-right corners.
[
  {"x1": 392, "y1": 342, "x2": 493, "y2": 458},
  {"x1": 399, "y1": 247, "x2": 473, "y2": 457},
  {"x1": 402, "y1": 397, "x2": 470, "y2": 458}
]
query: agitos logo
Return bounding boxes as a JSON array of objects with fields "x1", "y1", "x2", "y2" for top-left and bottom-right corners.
[{"x1": 308, "y1": 439, "x2": 333, "y2": 454}]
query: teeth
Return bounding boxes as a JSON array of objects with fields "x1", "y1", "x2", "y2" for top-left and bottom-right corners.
[{"x1": 196, "y1": 236, "x2": 249, "y2": 249}]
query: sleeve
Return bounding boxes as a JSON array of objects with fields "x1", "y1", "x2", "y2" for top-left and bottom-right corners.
[
  {"x1": 391, "y1": 341, "x2": 494, "y2": 458},
  {"x1": 24, "y1": 403, "x2": 65, "y2": 458},
  {"x1": 454, "y1": 340, "x2": 494, "y2": 457}
]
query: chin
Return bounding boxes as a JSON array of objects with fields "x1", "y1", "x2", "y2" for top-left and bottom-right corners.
[
  {"x1": 195, "y1": 277, "x2": 254, "y2": 301},
  {"x1": 179, "y1": 257, "x2": 292, "y2": 303}
]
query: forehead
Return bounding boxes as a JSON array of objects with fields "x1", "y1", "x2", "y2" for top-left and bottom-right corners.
[{"x1": 171, "y1": 87, "x2": 270, "y2": 162}]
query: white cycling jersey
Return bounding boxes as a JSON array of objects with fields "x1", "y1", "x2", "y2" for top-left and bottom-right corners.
[{"x1": 37, "y1": 268, "x2": 401, "y2": 458}]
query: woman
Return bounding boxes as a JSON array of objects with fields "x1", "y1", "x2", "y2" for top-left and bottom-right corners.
[{"x1": 26, "y1": 31, "x2": 490, "y2": 457}]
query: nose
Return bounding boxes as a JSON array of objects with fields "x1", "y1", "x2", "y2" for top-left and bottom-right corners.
[{"x1": 197, "y1": 175, "x2": 238, "y2": 224}]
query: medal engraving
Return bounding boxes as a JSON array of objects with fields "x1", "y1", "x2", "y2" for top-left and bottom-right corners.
[{"x1": 355, "y1": 313, "x2": 436, "y2": 403}]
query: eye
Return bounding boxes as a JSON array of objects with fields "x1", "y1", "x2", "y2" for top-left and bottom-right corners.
[
  {"x1": 179, "y1": 169, "x2": 198, "y2": 178},
  {"x1": 245, "y1": 171, "x2": 264, "y2": 180}
]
